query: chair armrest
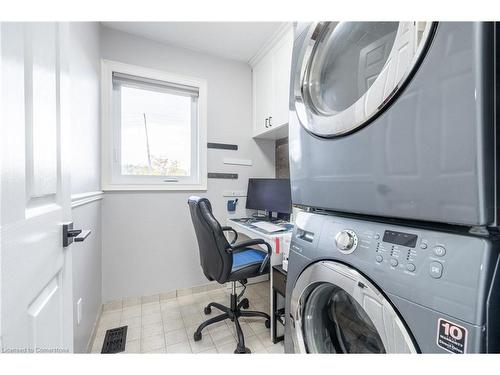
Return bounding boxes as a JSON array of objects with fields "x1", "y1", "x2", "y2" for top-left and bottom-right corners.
[
  {"x1": 231, "y1": 238, "x2": 271, "y2": 252},
  {"x1": 230, "y1": 238, "x2": 271, "y2": 274},
  {"x1": 221, "y1": 226, "x2": 238, "y2": 244}
]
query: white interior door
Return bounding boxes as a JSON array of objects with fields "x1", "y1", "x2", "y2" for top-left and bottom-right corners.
[{"x1": 1, "y1": 22, "x2": 73, "y2": 353}]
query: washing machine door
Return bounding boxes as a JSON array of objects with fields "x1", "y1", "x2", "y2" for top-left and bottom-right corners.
[
  {"x1": 294, "y1": 22, "x2": 434, "y2": 137},
  {"x1": 290, "y1": 261, "x2": 417, "y2": 353}
]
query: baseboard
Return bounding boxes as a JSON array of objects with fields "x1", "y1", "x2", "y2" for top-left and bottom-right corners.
[
  {"x1": 103, "y1": 280, "x2": 226, "y2": 309},
  {"x1": 102, "y1": 277, "x2": 270, "y2": 310}
]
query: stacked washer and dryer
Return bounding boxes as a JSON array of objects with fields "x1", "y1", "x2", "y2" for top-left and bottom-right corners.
[{"x1": 285, "y1": 22, "x2": 500, "y2": 353}]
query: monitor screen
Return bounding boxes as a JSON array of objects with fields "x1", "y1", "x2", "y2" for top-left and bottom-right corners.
[{"x1": 246, "y1": 178, "x2": 292, "y2": 214}]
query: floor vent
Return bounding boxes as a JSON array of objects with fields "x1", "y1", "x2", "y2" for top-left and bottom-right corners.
[{"x1": 101, "y1": 326, "x2": 128, "y2": 354}]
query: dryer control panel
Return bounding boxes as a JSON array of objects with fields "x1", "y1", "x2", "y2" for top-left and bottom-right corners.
[{"x1": 292, "y1": 211, "x2": 497, "y2": 326}]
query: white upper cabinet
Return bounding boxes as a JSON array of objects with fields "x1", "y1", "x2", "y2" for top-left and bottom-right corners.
[
  {"x1": 271, "y1": 28, "x2": 294, "y2": 129},
  {"x1": 253, "y1": 53, "x2": 274, "y2": 136},
  {"x1": 251, "y1": 24, "x2": 294, "y2": 139}
]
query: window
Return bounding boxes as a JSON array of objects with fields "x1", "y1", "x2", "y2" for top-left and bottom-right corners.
[{"x1": 101, "y1": 60, "x2": 207, "y2": 190}]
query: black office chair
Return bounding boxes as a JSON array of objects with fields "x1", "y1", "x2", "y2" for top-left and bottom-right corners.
[{"x1": 187, "y1": 196, "x2": 271, "y2": 354}]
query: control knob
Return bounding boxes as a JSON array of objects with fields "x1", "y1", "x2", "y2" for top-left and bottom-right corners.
[{"x1": 335, "y1": 230, "x2": 358, "y2": 254}]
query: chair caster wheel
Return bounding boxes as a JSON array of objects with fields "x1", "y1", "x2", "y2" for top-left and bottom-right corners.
[
  {"x1": 234, "y1": 346, "x2": 251, "y2": 354},
  {"x1": 193, "y1": 331, "x2": 202, "y2": 341},
  {"x1": 204, "y1": 306, "x2": 212, "y2": 315},
  {"x1": 265, "y1": 319, "x2": 271, "y2": 329},
  {"x1": 241, "y1": 298, "x2": 249, "y2": 309}
]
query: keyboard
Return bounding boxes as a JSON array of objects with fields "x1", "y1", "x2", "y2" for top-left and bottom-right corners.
[{"x1": 252, "y1": 221, "x2": 286, "y2": 233}]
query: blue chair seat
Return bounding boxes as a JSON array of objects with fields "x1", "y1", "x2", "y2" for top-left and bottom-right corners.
[{"x1": 232, "y1": 248, "x2": 267, "y2": 271}]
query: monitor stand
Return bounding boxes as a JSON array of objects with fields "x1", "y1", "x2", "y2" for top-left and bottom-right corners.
[
  {"x1": 277, "y1": 212, "x2": 291, "y2": 222},
  {"x1": 252, "y1": 211, "x2": 275, "y2": 222}
]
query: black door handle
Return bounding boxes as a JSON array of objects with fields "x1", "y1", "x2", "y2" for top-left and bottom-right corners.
[
  {"x1": 269, "y1": 116, "x2": 272, "y2": 127},
  {"x1": 74, "y1": 230, "x2": 91, "y2": 242},
  {"x1": 265, "y1": 117, "x2": 269, "y2": 128},
  {"x1": 63, "y1": 222, "x2": 92, "y2": 247}
]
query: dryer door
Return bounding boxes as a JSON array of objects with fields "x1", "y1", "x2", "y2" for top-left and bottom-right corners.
[
  {"x1": 294, "y1": 22, "x2": 434, "y2": 137},
  {"x1": 290, "y1": 261, "x2": 417, "y2": 353}
]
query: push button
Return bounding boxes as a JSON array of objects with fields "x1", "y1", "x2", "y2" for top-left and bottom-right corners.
[
  {"x1": 420, "y1": 242, "x2": 428, "y2": 249},
  {"x1": 374, "y1": 233, "x2": 380, "y2": 240},
  {"x1": 406, "y1": 263, "x2": 416, "y2": 272},
  {"x1": 390, "y1": 258, "x2": 398, "y2": 267},
  {"x1": 433, "y1": 246, "x2": 446, "y2": 257},
  {"x1": 429, "y1": 262, "x2": 443, "y2": 279},
  {"x1": 375, "y1": 255, "x2": 383, "y2": 263}
]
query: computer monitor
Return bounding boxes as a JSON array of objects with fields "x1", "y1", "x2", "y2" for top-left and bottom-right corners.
[{"x1": 246, "y1": 178, "x2": 292, "y2": 219}]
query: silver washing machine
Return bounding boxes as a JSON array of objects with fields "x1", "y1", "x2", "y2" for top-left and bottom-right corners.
[
  {"x1": 285, "y1": 212, "x2": 500, "y2": 353},
  {"x1": 284, "y1": 212, "x2": 500, "y2": 353},
  {"x1": 289, "y1": 22, "x2": 497, "y2": 226}
]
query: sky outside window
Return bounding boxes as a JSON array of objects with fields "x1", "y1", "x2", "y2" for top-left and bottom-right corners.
[{"x1": 120, "y1": 85, "x2": 192, "y2": 176}]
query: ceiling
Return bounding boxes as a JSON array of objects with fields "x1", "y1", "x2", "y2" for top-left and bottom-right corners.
[{"x1": 101, "y1": 22, "x2": 284, "y2": 63}]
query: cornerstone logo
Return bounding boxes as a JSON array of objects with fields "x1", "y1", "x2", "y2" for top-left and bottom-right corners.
[{"x1": 2, "y1": 347, "x2": 69, "y2": 353}]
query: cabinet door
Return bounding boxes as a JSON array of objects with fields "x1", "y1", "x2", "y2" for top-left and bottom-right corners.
[
  {"x1": 271, "y1": 27, "x2": 294, "y2": 128},
  {"x1": 253, "y1": 53, "x2": 273, "y2": 135}
]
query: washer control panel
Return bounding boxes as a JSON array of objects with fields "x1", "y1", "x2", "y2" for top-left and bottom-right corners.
[
  {"x1": 296, "y1": 212, "x2": 461, "y2": 284},
  {"x1": 371, "y1": 229, "x2": 447, "y2": 278},
  {"x1": 292, "y1": 211, "x2": 494, "y2": 326}
]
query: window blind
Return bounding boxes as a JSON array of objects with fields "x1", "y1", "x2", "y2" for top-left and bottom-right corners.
[{"x1": 112, "y1": 71, "x2": 199, "y2": 97}]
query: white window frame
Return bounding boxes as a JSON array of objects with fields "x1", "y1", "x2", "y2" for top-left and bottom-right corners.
[{"x1": 101, "y1": 59, "x2": 207, "y2": 191}]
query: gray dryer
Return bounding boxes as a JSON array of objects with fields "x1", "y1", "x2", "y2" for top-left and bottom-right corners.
[{"x1": 289, "y1": 22, "x2": 497, "y2": 226}]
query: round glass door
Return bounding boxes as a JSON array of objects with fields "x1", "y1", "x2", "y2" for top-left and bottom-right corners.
[
  {"x1": 294, "y1": 22, "x2": 435, "y2": 137},
  {"x1": 290, "y1": 261, "x2": 417, "y2": 353},
  {"x1": 302, "y1": 283, "x2": 385, "y2": 353}
]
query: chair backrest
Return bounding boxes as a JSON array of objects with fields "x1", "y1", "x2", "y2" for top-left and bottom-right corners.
[{"x1": 187, "y1": 196, "x2": 233, "y2": 283}]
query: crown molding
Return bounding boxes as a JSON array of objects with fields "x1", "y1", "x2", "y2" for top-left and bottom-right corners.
[{"x1": 248, "y1": 22, "x2": 294, "y2": 67}]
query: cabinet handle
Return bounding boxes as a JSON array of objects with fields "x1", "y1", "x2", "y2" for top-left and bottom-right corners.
[
  {"x1": 269, "y1": 116, "x2": 272, "y2": 127},
  {"x1": 265, "y1": 118, "x2": 269, "y2": 128}
]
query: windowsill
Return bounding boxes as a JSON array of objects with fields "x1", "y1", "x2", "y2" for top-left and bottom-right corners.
[{"x1": 102, "y1": 183, "x2": 207, "y2": 191}]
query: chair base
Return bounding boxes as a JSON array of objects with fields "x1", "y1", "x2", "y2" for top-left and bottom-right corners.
[
  {"x1": 193, "y1": 283, "x2": 270, "y2": 354},
  {"x1": 234, "y1": 346, "x2": 251, "y2": 354}
]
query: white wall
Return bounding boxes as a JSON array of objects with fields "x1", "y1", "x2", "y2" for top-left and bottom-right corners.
[
  {"x1": 0, "y1": 22, "x2": 3, "y2": 349},
  {"x1": 70, "y1": 24, "x2": 102, "y2": 195},
  {"x1": 68, "y1": 22, "x2": 102, "y2": 353},
  {"x1": 100, "y1": 26, "x2": 275, "y2": 302}
]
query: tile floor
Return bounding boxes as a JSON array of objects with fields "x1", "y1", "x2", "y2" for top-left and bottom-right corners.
[{"x1": 90, "y1": 281, "x2": 285, "y2": 354}]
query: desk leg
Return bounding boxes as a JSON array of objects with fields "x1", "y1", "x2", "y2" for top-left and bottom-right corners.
[{"x1": 272, "y1": 288, "x2": 277, "y2": 344}]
